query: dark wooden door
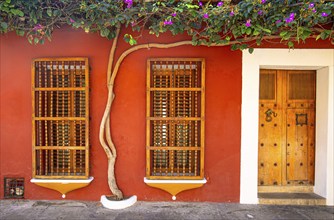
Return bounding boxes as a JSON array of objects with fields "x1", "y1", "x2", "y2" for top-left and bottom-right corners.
[{"x1": 258, "y1": 70, "x2": 315, "y2": 186}]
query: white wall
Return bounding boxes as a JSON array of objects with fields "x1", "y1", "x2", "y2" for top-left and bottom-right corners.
[
  {"x1": 315, "y1": 68, "x2": 329, "y2": 198},
  {"x1": 240, "y1": 49, "x2": 334, "y2": 205}
]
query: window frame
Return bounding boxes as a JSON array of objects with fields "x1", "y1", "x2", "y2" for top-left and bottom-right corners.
[
  {"x1": 146, "y1": 58, "x2": 205, "y2": 180},
  {"x1": 32, "y1": 57, "x2": 89, "y2": 179}
]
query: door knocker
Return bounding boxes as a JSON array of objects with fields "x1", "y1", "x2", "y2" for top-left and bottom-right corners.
[{"x1": 265, "y1": 109, "x2": 277, "y2": 122}]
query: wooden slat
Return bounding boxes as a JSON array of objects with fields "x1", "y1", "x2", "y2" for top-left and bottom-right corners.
[
  {"x1": 35, "y1": 146, "x2": 86, "y2": 150},
  {"x1": 34, "y1": 175, "x2": 88, "y2": 179},
  {"x1": 148, "y1": 117, "x2": 201, "y2": 121},
  {"x1": 149, "y1": 88, "x2": 201, "y2": 91},
  {"x1": 34, "y1": 88, "x2": 86, "y2": 91},
  {"x1": 147, "y1": 146, "x2": 201, "y2": 150},
  {"x1": 147, "y1": 176, "x2": 203, "y2": 180},
  {"x1": 33, "y1": 117, "x2": 86, "y2": 121}
]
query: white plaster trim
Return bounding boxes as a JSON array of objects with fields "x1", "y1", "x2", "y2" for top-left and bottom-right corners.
[
  {"x1": 144, "y1": 177, "x2": 207, "y2": 184},
  {"x1": 240, "y1": 49, "x2": 334, "y2": 205},
  {"x1": 30, "y1": 177, "x2": 94, "y2": 184},
  {"x1": 100, "y1": 195, "x2": 137, "y2": 210}
]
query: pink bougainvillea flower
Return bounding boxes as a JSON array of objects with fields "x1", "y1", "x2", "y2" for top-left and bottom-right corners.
[
  {"x1": 203, "y1": 13, "x2": 209, "y2": 19},
  {"x1": 124, "y1": 0, "x2": 133, "y2": 8},
  {"x1": 261, "y1": 0, "x2": 266, "y2": 3},
  {"x1": 321, "y1": 12, "x2": 329, "y2": 17},
  {"x1": 245, "y1": 19, "x2": 251, "y2": 27},
  {"x1": 163, "y1": 20, "x2": 173, "y2": 26},
  {"x1": 217, "y1": 2, "x2": 223, "y2": 7},
  {"x1": 33, "y1": 24, "x2": 43, "y2": 31},
  {"x1": 309, "y1": 3, "x2": 315, "y2": 8},
  {"x1": 285, "y1": 12, "x2": 295, "y2": 23},
  {"x1": 230, "y1": 10, "x2": 235, "y2": 16},
  {"x1": 172, "y1": 12, "x2": 177, "y2": 17},
  {"x1": 199, "y1": 1, "x2": 203, "y2": 7}
]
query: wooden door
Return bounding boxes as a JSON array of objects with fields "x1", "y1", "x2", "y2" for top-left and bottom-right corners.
[{"x1": 258, "y1": 70, "x2": 315, "y2": 186}]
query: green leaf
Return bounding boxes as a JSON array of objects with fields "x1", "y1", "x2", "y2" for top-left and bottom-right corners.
[
  {"x1": 123, "y1": 34, "x2": 131, "y2": 43},
  {"x1": 320, "y1": 30, "x2": 330, "y2": 40},
  {"x1": 100, "y1": 28, "x2": 110, "y2": 37},
  {"x1": 241, "y1": 26, "x2": 246, "y2": 34},
  {"x1": 10, "y1": 9, "x2": 24, "y2": 16},
  {"x1": 240, "y1": 44, "x2": 248, "y2": 50},
  {"x1": 47, "y1": 8, "x2": 52, "y2": 17},
  {"x1": 248, "y1": 48, "x2": 254, "y2": 54},
  {"x1": 246, "y1": 28, "x2": 252, "y2": 35},
  {"x1": 31, "y1": 14, "x2": 37, "y2": 24},
  {"x1": 231, "y1": 44, "x2": 239, "y2": 51},
  {"x1": 129, "y1": 38, "x2": 137, "y2": 45},
  {"x1": 280, "y1": 31, "x2": 288, "y2": 37},
  {"x1": 53, "y1": 10, "x2": 61, "y2": 16},
  {"x1": 34, "y1": 37, "x2": 39, "y2": 44},
  {"x1": 253, "y1": 29, "x2": 260, "y2": 36},
  {"x1": 1, "y1": 22, "x2": 8, "y2": 30},
  {"x1": 288, "y1": 41, "x2": 294, "y2": 48},
  {"x1": 16, "y1": 30, "x2": 24, "y2": 36},
  {"x1": 301, "y1": 29, "x2": 311, "y2": 41},
  {"x1": 185, "y1": 4, "x2": 199, "y2": 9},
  {"x1": 262, "y1": 28, "x2": 271, "y2": 34}
]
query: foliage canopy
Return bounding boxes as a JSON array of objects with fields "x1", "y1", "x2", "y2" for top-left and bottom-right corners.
[{"x1": 1, "y1": 0, "x2": 333, "y2": 50}]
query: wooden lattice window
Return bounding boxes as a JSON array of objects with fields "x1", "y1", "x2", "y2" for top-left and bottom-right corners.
[
  {"x1": 32, "y1": 58, "x2": 89, "y2": 179},
  {"x1": 146, "y1": 58, "x2": 205, "y2": 180}
]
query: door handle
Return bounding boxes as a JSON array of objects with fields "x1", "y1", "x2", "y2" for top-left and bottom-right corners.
[{"x1": 265, "y1": 109, "x2": 277, "y2": 122}]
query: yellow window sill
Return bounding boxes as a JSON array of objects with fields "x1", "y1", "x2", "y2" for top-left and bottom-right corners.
[
  {"x1": 30, "y1": 177, "x2": 94, "y2": 198},
  {"x1": 144, "y1": 177, "x2": 207, "y2": 200}
]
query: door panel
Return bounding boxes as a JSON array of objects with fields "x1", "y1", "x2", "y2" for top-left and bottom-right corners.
[
  {"x1": 258, "y1": 70, "x2": 315, "y2": 187},
  {"x1": 286, "y1": 109, "x2": 311, "y2": 182},
  {"x1": 258, "y1": 103, "x2": 282, "y2": 186}
]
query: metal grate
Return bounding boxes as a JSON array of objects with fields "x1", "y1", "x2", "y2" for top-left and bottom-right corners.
[
  {"x1": 146, "y1": 58, "x2": 205, "y2": 179},
  {"x1": 32, "y1": 58, "x2": 89, "y2": 179},
  {"x1": 4, "y1": 178, "x2": 24, "y2": 199}
]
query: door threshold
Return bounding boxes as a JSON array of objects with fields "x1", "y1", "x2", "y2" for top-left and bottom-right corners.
[
  {"x1": 258, "y1": 185, "x2": 313, "y2": 193},
  {"x1": 258, "y1": 192, "x2": 326, "y2": 205}
]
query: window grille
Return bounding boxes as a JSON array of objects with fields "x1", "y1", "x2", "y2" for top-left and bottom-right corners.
[
  {"x1": 146, "y1": 58, "x2": 205, "y2": 179},
  {"x1": 4, "y1": 178, "x2": 24, "y2": 199},
  {"x1": 32, "y1": 58, "x2": 89, "y2": 179}
]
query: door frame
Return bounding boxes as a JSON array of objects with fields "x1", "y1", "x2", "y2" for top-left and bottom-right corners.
[{"x1": 240, "y1": 49, "x2": 334, "y2": 205}]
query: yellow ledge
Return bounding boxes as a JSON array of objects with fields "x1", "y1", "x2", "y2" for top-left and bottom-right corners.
[
  {"x1": 30, "y1": 177, "x2": 94, "y2": 198},
  {"x1": 144, "y1": 177, "x2": 207, "y2": 200}
]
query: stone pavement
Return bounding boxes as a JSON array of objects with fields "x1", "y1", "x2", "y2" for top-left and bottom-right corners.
[{"x1": 0, "y1": 200, "x2": 333, "y2": 220}]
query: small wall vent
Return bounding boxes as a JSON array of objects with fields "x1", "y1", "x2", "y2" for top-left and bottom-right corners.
[{"x1": 4, "y1": 177, "x2": 24, "y2": 199}]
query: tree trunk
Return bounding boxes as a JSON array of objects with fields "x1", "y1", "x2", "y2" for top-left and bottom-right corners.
[{"x1": 107, "y1": 155, "x2": 123, "y2": 199}]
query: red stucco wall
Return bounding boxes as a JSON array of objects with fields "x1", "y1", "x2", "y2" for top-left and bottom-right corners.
[{"x1": 0, "y1": 27, "x2": 332, "y2": 202}]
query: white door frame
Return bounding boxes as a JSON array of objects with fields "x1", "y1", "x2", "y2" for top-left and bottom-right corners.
[{"x1": 240, "y1": 49, "x2": 334, "y2": 205}]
